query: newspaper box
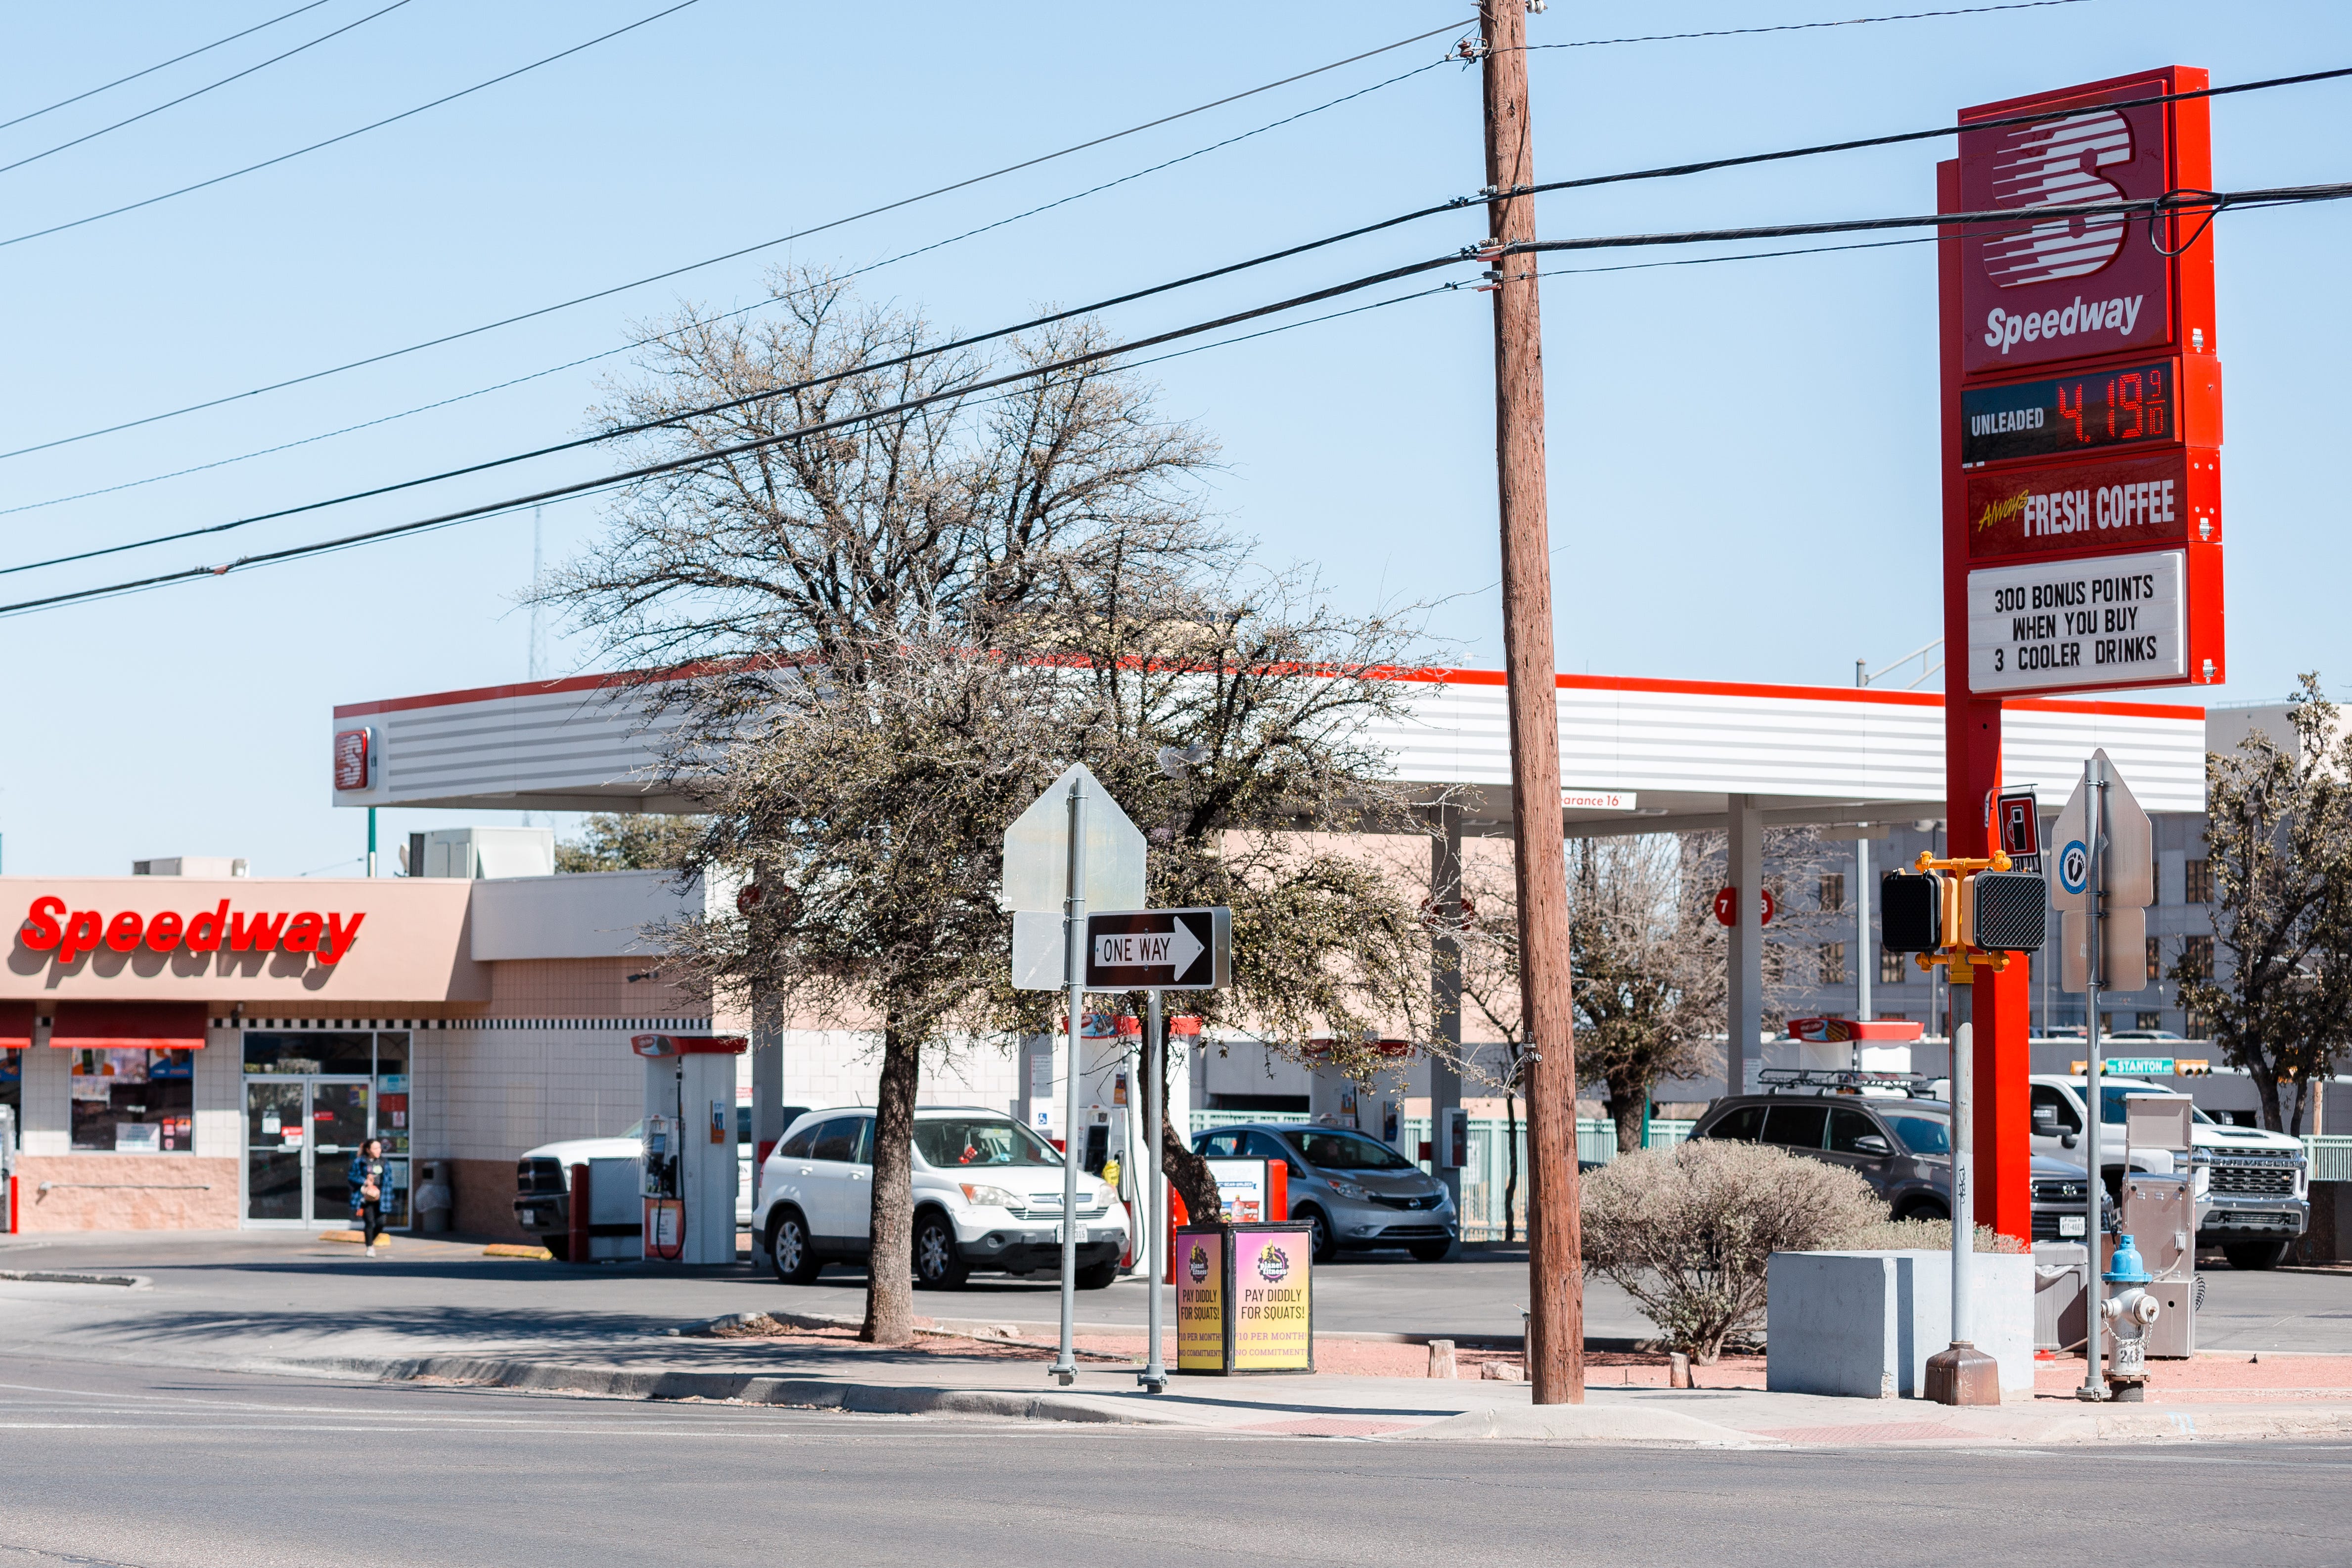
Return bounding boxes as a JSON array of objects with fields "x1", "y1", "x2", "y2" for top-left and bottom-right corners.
[{"x1": 1174, "y1": 1221, "x2": 1314, "y2": 1376}]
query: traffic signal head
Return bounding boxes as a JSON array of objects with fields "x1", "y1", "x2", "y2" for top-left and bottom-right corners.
[
  {"x1": 1881, "y1": 871, "x2": 1943, "y2": 952},
  {"x1": 1968, "y1": 869, "x2": 2048, "y2": 952}
]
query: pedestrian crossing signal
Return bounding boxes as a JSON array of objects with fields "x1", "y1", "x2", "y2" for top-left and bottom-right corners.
[
  {"x1": 1881, "y1": 872, "x2": 1943, "y2": 953},
  {"x1": 1968, "y1": 869, "x2": 2048, "y2": 952}
]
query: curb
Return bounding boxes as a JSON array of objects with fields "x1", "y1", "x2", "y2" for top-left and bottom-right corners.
[
  {"x1": 359, "y1": 1353, "x2": 1176, "y2": 1424},
  {"x1": 677, "y1": 1309, "x2": 1546, "y2": 1354}
]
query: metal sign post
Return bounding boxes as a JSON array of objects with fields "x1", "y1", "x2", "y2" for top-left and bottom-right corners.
[
  {"x1": 999, "y1": 763, "x2": 1146, "y2": 1388},
  {"x1": 2050, "y1": 746, "x2": 2156, "y2": 1402},
  {"x1": 1051, "y1": 774, "x2": 1088, "y2": 1387},
  {"x1": 1951, "y1": 1016, "x2": 1975, "y2": 1361},
  {"x1": 1142, "y1": 987, "x2": 1167, "y2": 1393}
]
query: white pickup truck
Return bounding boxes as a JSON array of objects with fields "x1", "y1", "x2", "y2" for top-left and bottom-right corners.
[
  {"x1": 513, "y1": 1105, "x2": 802, "y2": 1260},
  {"x1": 2028, "y1": 1074, "x2": 2308, "y2": 1270}
]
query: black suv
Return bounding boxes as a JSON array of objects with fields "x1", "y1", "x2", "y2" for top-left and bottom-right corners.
[{"x1": 1689, "y1": 1077, "x2": 2108, "y2": 1240}]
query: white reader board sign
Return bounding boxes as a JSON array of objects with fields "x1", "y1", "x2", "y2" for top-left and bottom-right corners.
[{"x1": 1966, "y1": 547, "x2": 2185, "y2": 695}]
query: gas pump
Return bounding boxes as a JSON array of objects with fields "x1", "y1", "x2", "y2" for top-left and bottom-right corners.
[{"x1": 632, "y1": 1034, "x2": 747, "y2": 1266}]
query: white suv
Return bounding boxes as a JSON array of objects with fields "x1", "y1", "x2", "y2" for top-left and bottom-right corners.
[{"x1": 756, "y1": 1106, "x2": 1128, "y2": 1290}]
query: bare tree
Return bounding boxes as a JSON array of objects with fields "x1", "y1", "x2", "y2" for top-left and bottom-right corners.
[
  {"x1": 545, "y1": 268, "x2": 1443, "y2": 1338},
  {"x1": 1459, "y1": 827, "x2": 1838, "y2": 1160},
  {"x1": 2174, "y1": 673, "x2": 2352, "y2": 1133},
  {"x1": 545, "y1": 269, "x2": 1224, "y2": 1343},
  {"x1": 978, "y1": 559, "x2": 1445, "y2": 1225}
]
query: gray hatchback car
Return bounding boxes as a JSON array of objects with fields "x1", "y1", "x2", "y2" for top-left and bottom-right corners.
[{"x1": 1193, "y1": 1123, "x2": 1458, "y2": 1262}]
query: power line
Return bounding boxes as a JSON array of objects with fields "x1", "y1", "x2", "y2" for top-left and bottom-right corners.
[
  {"x1": 1503, "y1": 181, "x2": 2352, "y2": 258},
  {"x1": 0, "y1": 0, "x2": 337, "y2": 134},
  {"x1": 0, "y1": 251, "x2": 1471, "y2": 619},
  {"x1": 18, "y1": 50, "x2": 2341, "y2": 482},
  {"x1": 1, "y1": 46, "x2": 1465, "y2": 515},
  {"x1": 0, "y1": 201, "x2": 1476, "y2": 579},
  {"x1": 7, "y1": 287, "x2": 1461, "y2": 622},
  {"x1": 0, "y1": 0, "x2": 707, "y2": 253},
  {"x1": 1516, "y1": 64, "x2": 2352, "y2": 204},
  {"x1": 14, "y1": 174, "x2": 2350, "y2": 621},
  {"x1": 1519, "y1": 0, "x2": 2097, "y2": 52},
  {"x1": 0, "y1": 17, "x2": 1474, "y2": 464},
  {"x1": 0, "y1": 0, "x2": 417, "y2": 179},
  {"x1": 18, "y1": 174, "x2": 2352, "y2": 616}
]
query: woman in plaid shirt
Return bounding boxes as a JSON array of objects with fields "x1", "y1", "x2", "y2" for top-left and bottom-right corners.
[{"x1": 348, "y1": 1138, "x2": 389, "y2": 1256}]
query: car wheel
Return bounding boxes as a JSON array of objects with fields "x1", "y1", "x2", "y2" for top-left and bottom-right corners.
[
  {"x1": 1074, "y1": 1260, "x2": 1119, "y2": 1290},
  {"x1": 769, "y1": 1210, "x2": 822, "y2": 1285},
  {"x1": 541, "y1": 1236, "x2": 571, "y2": 1264},
  {"x1": 2222, "y1": 1240, "x2": 2287, "y2": 1272},
  {"x1": 1900, "y1": 1199, "x2": 1950, "y2": 1222},
  {"x1": 911, "y1": 1210, "x2": 968, "y2": 1290},
  {"x1": 1298, "y1": 1206, "x2": 1339, "y2": 1264},
  {"x1": 1408, "y1": 1239, "x2": 1451, "y2": 1262}
]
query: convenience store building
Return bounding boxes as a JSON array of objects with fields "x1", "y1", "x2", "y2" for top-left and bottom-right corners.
[{"x1": 1, "y1": 866, "x2": 732, "y2": 1235}]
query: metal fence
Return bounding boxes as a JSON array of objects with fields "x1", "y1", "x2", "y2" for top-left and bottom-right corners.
[{"x1": 2307, "y1": 1135, "x2": 2352, "y2": 1184}]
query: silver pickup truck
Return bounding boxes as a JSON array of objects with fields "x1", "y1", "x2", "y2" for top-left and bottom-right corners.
[{"x1": 2029, "y1": 1074, "x2": 2307, "y2": 1270}]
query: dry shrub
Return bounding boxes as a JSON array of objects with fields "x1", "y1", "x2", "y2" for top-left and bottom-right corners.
[
  {"x1": 1580, "y1": 1140, "x2": 1884, "y2": 1363},
  {"x1": 1834, "y1": 1216, "x2": 2028, "y2": 1254}
]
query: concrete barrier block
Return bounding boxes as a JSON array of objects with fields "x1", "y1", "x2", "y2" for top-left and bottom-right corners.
[{"x1": 1767, "y1": 1249, "x2": 2035, "y2": 1398}]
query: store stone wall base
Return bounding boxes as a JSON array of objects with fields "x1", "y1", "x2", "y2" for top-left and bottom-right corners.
[{"x1": 12, "y1": 1157, "x2": 238, "y2": 1230}]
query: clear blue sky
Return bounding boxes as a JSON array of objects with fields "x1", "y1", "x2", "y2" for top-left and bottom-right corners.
[{"x1": 1, "y1": 1, "x2": 2345, "y2": 876}]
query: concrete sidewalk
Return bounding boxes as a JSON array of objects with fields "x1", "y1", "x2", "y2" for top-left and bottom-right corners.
[{"x1": 7, "y1": 1230, "x2": 2352, "y2": 1448}]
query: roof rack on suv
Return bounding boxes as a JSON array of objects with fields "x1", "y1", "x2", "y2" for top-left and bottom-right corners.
[{"x1": 1756, "y1": 1068, "x2": 1941, "y2": 1099}]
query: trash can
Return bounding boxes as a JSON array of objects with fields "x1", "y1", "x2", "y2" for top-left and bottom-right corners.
[
  {"x1": 1174, "y1": 1222, "x2": 1314, "y2": 1375},
  {"x1": 414, "y1": 1159, "x2": 452, "y2": 1234}
]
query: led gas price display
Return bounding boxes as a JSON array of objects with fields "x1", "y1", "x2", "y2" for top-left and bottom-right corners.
[{"x1": 1961, "y1": 361, "x2": 2172, "y2": 466}]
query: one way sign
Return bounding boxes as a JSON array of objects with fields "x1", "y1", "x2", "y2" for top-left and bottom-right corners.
[{"x1": 1083, "y1": 908, "x2": 1231, "y2": 991}]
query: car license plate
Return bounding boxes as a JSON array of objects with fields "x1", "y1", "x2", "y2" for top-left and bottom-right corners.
[{"x1": 2059, "y1": 1214, "x2": 2086, "y2": 1237}]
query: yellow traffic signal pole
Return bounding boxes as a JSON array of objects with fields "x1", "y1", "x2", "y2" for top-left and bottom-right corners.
[{"x1": 1913, "y1": 849, "x2": 2008, "y2": 1406}]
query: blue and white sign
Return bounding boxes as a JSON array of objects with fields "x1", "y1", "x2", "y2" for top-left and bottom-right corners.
[{"x1": 2058, "y1": 839, "x2": 2091, "y2": 897}]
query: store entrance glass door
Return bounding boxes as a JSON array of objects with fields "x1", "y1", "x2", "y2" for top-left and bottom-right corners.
[
  {"x1": 308, "y1": 1080, "x2": 371, "y2": 1224},
  {"x1": 243, "y1": 1078, "x2": 372, "y2": 1225},
  {"x1": 244, "y1": 1081, "x2": 306, "y2": 1221}
]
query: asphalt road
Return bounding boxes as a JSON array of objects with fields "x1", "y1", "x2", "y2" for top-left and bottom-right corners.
[{"x1": 1, "y1": 1356, "x2": 2347, "y2": 1568}]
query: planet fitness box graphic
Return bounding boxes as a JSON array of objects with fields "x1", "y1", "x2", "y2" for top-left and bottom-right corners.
[{"x1": 1174, "y1": 1222, "x2": 1313, "y2": 1375}]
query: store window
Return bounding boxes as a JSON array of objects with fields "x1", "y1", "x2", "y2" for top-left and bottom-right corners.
[
  {"x1": 244, "y1": 1032, "x2": 373, "y2": 1075},
  {"x1": 1, "y1": 1049, "x2": 21, "y2": 1147},
  {"x1": 376, "y1": 1032, "x2": 410, "y2": 1156},
  {"x1": 70, "y1": 1049, "x2": 195, "y2": 1152}
]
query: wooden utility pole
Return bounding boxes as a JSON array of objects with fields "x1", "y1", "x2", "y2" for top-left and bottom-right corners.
[{"x1": 1478, "y1": 0, "x2": 1583, "y2": 1404}]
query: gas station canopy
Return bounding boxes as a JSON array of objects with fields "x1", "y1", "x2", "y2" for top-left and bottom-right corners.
[{"x1": 330, "y1": 666, "x2": 2206, "y2": 826}]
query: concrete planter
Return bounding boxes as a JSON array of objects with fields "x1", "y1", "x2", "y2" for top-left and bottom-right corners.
[{"x1": 1765, "y1": 1250, "x2": 2035, "y2": 1398}]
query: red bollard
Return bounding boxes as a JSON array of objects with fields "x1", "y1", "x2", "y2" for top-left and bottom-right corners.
[{"x1": 568, "y1": 1162, "x2": 591, "y2": 1264}]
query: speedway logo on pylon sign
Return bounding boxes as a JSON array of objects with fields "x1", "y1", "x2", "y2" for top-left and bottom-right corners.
[{"x1": 1957, "y1": 76, "x2": 2192, "y2": 377}]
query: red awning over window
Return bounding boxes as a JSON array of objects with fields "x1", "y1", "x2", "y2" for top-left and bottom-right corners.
[
  {"x1": 0, "y1": 1001, "x2": 30, "y2": 1050},
  {"x1": 49, "y1": 1002, "x2": 208, "y2": 1050}
]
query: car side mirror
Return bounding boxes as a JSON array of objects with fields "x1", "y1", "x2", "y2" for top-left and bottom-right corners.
[
  {"x1": 2061, "y1": 1132, "x2": 2079, "y2": 1149},
  {"x1": 1853, "y1": 1134, "x2": 1892, "y2": 1158}
]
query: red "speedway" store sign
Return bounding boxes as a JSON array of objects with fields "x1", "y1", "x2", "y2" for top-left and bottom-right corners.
[{"x1": 17, "y1": 897, "x2": 365, "y2": 965}]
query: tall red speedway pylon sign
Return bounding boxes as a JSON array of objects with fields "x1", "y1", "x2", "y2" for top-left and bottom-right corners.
[{"x1": 1940, "y1": 67, "x2": 2224, "y2": 1240}]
